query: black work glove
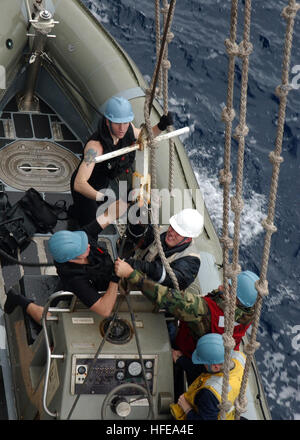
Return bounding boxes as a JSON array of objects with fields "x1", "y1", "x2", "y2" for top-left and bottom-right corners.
[
  {"x1": 110, "y1": 267, "x2": 120, "y2": 284},
  {"x1": 157, "y1": 112, "x2": 173, "y2": 131}
]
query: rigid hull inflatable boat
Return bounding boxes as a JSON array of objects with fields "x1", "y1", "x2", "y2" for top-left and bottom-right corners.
[{"x1": 0, "y1": 0, "x2": 271, "y2": 420}]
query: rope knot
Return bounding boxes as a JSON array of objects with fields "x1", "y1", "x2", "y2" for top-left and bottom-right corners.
[
  {"x1": 255, "y1": 279, "x2": 269, "y2": 298},
  {"x1": 224, "y1": 39, "x2": 239, "y2": 57},
  {"x1": 269, "y1": 150, "x2": 284, "y2": 165},
  {"x1": 161, "y1": 6, "x2": 169, "y2": 15},
  {"x1": 238, "y1": 41, "x2": 253, "y2": 58},
  {"x1": 223, "y1": 278, "x2": 232, "y2": 289},
  {"x1": 244, "y1": 340, "x2": 260, "y2": 355},
  {"x1": 234, "y1": 123, "x2": 249, "y2": 139},
  {"x1": 222, "y1": 333, "x2": 236, "y2": 350},
  {"x1": 282, "y1": 4, "x2": 300, "y2": 21},
  {"x1": 162, "y1": 59, "x2": 171, "y2": 70},
  {"x1": 220, "y1": 234, "x2": 234, "y2": 249},
  {"x1": 261, "y1": 217, "x2": 277, "y2": 234},
  {"x1": 275, "y1": 84, "x2": 292, "y2": 98},
  {"x1": 224, "y1": 263, "x2": 241, "y2": 279},
  {"x1": 166, "y1": 31, "x2": 174, "y2": 44},
  {"x1": 235, "y1": 396, "x2": 248, "y2": 415},
  {"x1": 231, "y1": 196, "x2": 244, "y2": 214},
  {"x1": 221, "y1": 106, "x2": 236, "y2": 123},
  {"x1": 219, "y1": 169, "x2": 232, "y2": 185}
]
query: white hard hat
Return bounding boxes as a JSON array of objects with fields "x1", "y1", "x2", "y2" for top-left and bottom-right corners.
[{"x1": 169, "y1": 209, "x2": 204, "y2": 238}]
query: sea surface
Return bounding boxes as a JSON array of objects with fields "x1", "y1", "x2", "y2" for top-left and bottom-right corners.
[{"x1": 82, "y1": 0, "x2": 300, "y2": 420}]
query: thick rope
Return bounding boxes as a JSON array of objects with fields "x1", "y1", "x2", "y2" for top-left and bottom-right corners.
[
  {"x1": 145, "y1": 0, "x2": 179, "y2": 291},
  {"x1": 234, "y1": 0, "x2": 300, "y2": 420},
  {"x1": 219, "y1": 0, "x2": 253, "y2": 420},
  {"x1": 148, "y1": 0, "x2": 176, "y2": 113},
  {"x1": 161, "y1": 0, "x2": 176, "y2": 195},
  {"x1": 219, "y1": 0, "x2": 239, "y2": 334},
  {"x1": 155, "y1": 0, "x2": 163, "y2": 98}
]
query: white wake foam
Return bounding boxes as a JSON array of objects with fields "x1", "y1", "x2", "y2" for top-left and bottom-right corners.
[{"x1": 194, "y1": 169, "x2": 267, "y2": 247}]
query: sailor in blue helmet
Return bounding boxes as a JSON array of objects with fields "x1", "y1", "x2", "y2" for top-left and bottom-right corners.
[
  {"x1": 170, "y1": 333, "x2": 246, "y2": 420},
  {"x1": 70, "y1": 96, "x2": 173, "y2": 227},
  {"x1": 115, "y1": 260, "x2": 258, "y2": 399},
  {"x1": 115, "y1": 264, "x2": 259, "y2": 356},
  {"x1": 4, "y1": 200, "x2": 127, "y2": 324}
]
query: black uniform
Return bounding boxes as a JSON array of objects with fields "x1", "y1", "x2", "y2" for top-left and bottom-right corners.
[
  {"x1": 54, "y1": 220, "x2": 115, "y2": 308},
  {"x1": 70, "y1": 117, "x2": 136, "y2": 226}
]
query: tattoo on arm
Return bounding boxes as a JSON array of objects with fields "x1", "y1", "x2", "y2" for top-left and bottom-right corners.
[{"x1": 84, "y1": 148, "x2": 97, "y2": 165}]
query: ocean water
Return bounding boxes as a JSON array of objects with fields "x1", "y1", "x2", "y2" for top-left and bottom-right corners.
[{"x1": 82, "y1": 0, "x2": 300, "y2": 420}]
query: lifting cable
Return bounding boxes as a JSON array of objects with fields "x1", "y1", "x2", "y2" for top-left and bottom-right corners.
[
  {"x1": 158, "y1": 0, "x2": 176, "y2": 195},
  {"x1": 145, "y1": 0, "x2": 180, "y2": 291}
]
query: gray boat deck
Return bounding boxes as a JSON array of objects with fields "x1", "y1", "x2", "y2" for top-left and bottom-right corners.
[
  {"x1": 0, "y1": 94, "x2": 85, "y2": 419},
  {"x1": 0, "y1": 94, "x2": 84, "y2": 286}
]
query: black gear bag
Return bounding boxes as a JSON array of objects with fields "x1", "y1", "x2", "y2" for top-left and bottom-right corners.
[{"x1": 0, "y1": 187, "x2": 67, "y2": 263}]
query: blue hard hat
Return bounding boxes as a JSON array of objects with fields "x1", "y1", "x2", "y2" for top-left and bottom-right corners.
[
  {"x1": 192, "y1": 333, "x2": 225, "y2": 365},
  {"x1": 48, "y1": 230, "x2": 88, "y2": 263},
  {"x1": 104, "y1": 96, "x2": 134, "y2": 123},
  {"x1": 237, "y1": 270, "x2": 259, "y2": 307}
]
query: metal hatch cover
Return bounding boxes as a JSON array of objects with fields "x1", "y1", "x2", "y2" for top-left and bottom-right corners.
[
  {"x1": 100, "y1": 318, "x2": 133, "y2": 345},
  {"x1": 0, "y1": 140, "x2": 80, "y2": 192}
]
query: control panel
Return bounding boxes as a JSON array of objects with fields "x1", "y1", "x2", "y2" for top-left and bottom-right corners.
[{"x1": 71, "y1": 354, "x2": 157, "y2": 395}]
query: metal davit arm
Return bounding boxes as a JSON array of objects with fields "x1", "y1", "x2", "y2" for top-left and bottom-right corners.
[{"x1": 41, "y1": 290, "x2": 75, "y2": 419}]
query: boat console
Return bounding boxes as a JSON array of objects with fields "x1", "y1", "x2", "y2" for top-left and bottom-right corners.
[{"x1": 5, "y1": 274, "x2": 174, "y2": 420}]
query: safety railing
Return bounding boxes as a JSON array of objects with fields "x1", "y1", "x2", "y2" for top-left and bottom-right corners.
[{"x1": 41, "y1": 290, "x2": 75, "y2": 418}]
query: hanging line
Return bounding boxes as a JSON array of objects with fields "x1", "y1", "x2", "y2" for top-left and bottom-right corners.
[
  {"x1": 161, "y1": 0, "x2": 176, "y2": 195},
  {"x1": 218, "y1": 0, "x2": 253, "y2": 420},
  {"x1": 145, "y1": 0, "x2": 180, "y2": 291},
  {"x1": 234, "y1": 0, "x2": 300, "y2": 420}
]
